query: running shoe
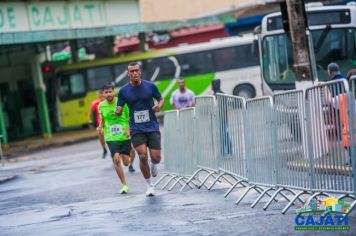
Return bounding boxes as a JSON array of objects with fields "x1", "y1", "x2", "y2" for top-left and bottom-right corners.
[
  {"x1": 128, "y1": 165, "x2": 135, "y2": 173},
  {"x1": 150, "y1": 162, "x2": 158, "y2": 177},
  {"x1": 102, "y1": 149, "x2": 108, "y2": 159},
  {"x1": 146, "y1": 185, "x2": 155, "y2": 197},
  {"x1": 120, "y1": 185, "x2": 129, "y2": 194}
]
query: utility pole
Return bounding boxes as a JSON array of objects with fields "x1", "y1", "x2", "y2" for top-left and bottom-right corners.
[
  {"x1": 285, "y1": 0, "x2": 313, "y2": 82},
  {"x1": 138, "y1": 32, "x2": 148, "y2": 52}
]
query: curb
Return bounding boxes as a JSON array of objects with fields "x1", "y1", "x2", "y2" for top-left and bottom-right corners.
[
  {"x1": 0, "y1": 175, "x2": 18, "y2": 184},
  {"x1": 4, "y1": 135, "x2": 97, "y2": 158}
]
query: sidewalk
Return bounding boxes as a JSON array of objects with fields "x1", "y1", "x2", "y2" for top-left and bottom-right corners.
[{"x1": 2, "y1": 128, "x2": 98, "y2": 159}]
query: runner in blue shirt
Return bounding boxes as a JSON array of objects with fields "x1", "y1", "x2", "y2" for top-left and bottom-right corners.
[{"x1": 116, "y1": 62, "x2": 164, "y2": 196}]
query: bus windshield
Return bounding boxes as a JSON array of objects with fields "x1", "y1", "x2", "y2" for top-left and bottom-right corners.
[{"x1": 262, "y1": 27, "x2": 356, "y2": 89}]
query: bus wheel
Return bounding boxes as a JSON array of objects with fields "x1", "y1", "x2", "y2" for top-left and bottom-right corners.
[{"x1": 233, "y1": 84, "x2": 256, "y2": 99}]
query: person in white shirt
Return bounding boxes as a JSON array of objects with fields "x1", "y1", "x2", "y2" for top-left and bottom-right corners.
[{"x1": 170, "y1": 79, "x2": 195, "y2": 110}]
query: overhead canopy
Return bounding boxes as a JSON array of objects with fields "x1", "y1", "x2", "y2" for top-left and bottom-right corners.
[
  {"x1": 0, "y1": 0, "x2": 236, "y2": 45},
  {"x1": 0, "y1": 0, "x2": 346, "y2": 45}
]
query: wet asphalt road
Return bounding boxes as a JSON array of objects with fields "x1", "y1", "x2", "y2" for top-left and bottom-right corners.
[{"x1": 0, "y1": 140, "x2": 356, "y2": 236}]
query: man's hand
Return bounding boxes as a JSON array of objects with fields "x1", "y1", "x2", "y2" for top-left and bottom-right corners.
[
  {"x1": 152, "y1": 104, "x2": 162, "y2": 113},
  {"x1": 125, "y1": 129, "x2": 130, "y2": 138},
  {"x1": 115, "y1": 106, "x2": 123, "y2": 116},
  {"x1": 152, "y1": 98, "x2": 164, "y2": 112}
]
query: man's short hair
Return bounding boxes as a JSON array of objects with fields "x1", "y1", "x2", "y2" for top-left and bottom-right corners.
[
  {"x1": 127, "y1": 62, "x2": 141, "y2": 69},
  {"x1": 102, "y1": 82, "x2": 115, "y2": 91},
  {"x1": 327, "y1": 62, "x2": 340, "y2": 74}
]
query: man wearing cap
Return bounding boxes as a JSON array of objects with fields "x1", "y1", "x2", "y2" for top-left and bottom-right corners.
[
  {"x1": 327, "y1": 62, "x2": 347, "y2": 140},
  {"x1": 327, "y1": 62, "x2": 347, "y2": 81}
]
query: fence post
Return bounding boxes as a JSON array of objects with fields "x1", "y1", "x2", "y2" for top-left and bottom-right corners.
[{"x1": 0, "y1": 135, "x2": 4, "y2": 166}]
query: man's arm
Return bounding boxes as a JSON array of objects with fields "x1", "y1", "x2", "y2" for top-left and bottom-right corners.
[
  {"x1": 170, "y1": 92, "x2": 177, "y2": 109},
  {"x1": 152, "y1": 98, "x2": 164, "y2": 112},
  {"x1": 116, "y1": 89, "x2": 126, "y2": 116},
  {"x1": 152, "y1": 83, "x2": 164, "y2": 112},
  {"x1": 97, "y1": 108, "x2": 104, "y2": 131},
  {"x1": 88, "y1": 104, "x2": 94, "y2": 124},
  {"x1": 189, "y1": 90, "x2": 196, "y2": 107},
  {"x1": 115, "y1": 106, "x2": 123, "y2": 116}
]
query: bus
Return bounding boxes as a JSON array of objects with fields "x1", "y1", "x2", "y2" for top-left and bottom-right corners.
[
  {"x1": 259, "y1": 2, "x2": 356, "y2": 94},
  {"x1": 52, "y1": 35, "x2": 260, "y2": 128}
]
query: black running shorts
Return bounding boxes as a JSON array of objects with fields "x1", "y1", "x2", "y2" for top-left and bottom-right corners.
[
  {"x1": 131, "y1": 132, "x2": 161, "y2": 149},
  {"x1": 106, "y1": 140, "x2": 132, "y2": 157}
]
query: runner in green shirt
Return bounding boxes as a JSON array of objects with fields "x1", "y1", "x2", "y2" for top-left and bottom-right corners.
[{"x1": 99, "y1": 83, "x2": 135, "y2": 194}]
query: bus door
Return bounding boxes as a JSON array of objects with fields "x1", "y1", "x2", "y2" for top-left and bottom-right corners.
[{"x1": 57, "y1": 72, "x2": 87, "y2": 128}]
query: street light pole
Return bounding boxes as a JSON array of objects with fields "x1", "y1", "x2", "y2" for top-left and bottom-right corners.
[{"x1": 286, "y1": 0, "x2": 313, "y2": 82}]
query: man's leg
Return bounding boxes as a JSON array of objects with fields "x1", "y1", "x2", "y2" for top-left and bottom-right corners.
[
  {"x1": 98, "y1": 128, "x2": 107, "y2": 158},
  {"x1": 135, "y1": 144, "x2": 156, "y2": 196},
  {"x1": 132, "y1": 133, "x2": 155, "y2": 196},
  {"x1": 149, "y1": 149, "x2": 161, "y2": 177},
  {"x1": 147, "y1": 132, "x2": 162, "y2": 177},
  {"x1": 121, "y1": 154, "x2": 131, "y2": 166},
  {"x1": 112, "y1": 153, "x2": 129, "y2": 193},
  {"x1": 135, "y1": 144, "x2": 150, "y2": 179},
  {"x1": 129, "y1": 147, "x2": 136, "y2": 172},
  {"x1": 149, "y1": 149, "x2": 161, "y2": 164},
  {"x1": 113, "y1": 153, "x2": 127, "y2": 185}
]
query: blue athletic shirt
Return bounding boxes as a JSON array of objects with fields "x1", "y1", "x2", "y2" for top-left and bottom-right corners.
[{"x1": 117, "y1": 80, "x2": 162, "y2": 134}]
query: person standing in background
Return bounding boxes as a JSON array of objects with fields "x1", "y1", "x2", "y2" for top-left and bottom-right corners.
[{"x1": 169, "y1": 79, "x2": 195, "y2": 110}]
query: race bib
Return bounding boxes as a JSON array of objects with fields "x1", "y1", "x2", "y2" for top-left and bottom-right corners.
[
  {"x1": 110, "y1": 125, "x2": 123, "y2": 135},
  {"x1": 134, "y1": 110, "x2": 150, "y2": 123}
]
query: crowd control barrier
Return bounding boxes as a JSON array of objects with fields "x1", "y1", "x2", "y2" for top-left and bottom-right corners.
[{"x1": 159, "y1": 79, "x2": 356, "y2": 215}]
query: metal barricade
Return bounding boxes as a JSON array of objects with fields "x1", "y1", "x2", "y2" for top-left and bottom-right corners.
[
  {"x1": 267, "y1": 90, "x2": 310, "y2": 213},
  {"x1": 155, "y1": 110, "x2": 180, "y2": 188},
  {"x1": 349, "y1": 77, "x2": 356, "y2": 197},
  {"x1": 235, "y1": 96, "x2": 282, "y2": 206},
  {"x1": 159, "y1": 79, "x2": 356, "y2": 215},
  {"x1": 157, "y1": 108, "x2": 201, "y2": 191},
  {"x1": 167, "y1": 108, "x2": 197, "y2": 191},
  {"x1": 344, "y1": 77, "x2": 356, "y2": 214},
  {"x1": 274, "y1": 90, "x2": 309, "y2": 189},
  {"x1": 180, "y1": 96, "x2": 219, "y2": 191},
  {"x1": 194, "y1": 96, "x2": 219, "y2": 170},
  {"x1": 305, "y1": 80, "x2": 353, "y2": 195},
  {"x1": 209, "y1": 94, "x2": 249, "y2": 193}
]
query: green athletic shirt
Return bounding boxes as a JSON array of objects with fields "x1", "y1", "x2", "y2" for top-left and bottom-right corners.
[{"x1": 99, "y1": 98, "x2": 130, "y2": 142}]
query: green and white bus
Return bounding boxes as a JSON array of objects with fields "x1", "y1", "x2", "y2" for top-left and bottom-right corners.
[
  {"x1": 259, "y1": 2, "x2": 356, "y2": 94},
  {"x1": 53, "y1": 35, "x2": 260, "y2": 128}
]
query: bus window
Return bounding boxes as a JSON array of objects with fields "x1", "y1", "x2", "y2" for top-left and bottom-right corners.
[
  {"x1": 213, "y1": 44, "x2": 260, "y2": 71},
  {"x1": 144, "y1": 57, "x2": 177, "y2": 81},
  {"x1": 178, "y1": 51, "x2": 214, "y2": 77},
  {"x1": 113, "y1": 63, "x2": 129, "y2": 87},
  {"x1": 313, "y1": 28, "x2": 356, "y2": 81},
  {"x1": 235, "y1": 44, "x2": 260, "y2": 68},
  {"x1": 87, "y1": 66, "x2": 113, "y2": 90},
  {"x1": 58, "y1": 73, "x2": 85, "y2": 97},
  {"x1": 262, "y1": 35, "x2": 295, "y2": 85},
  {"x1": 212, "y1": 47, "x2": 238, "y2": 71}
]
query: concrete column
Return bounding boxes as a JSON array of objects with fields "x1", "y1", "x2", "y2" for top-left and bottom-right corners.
[
  {"x1": 0, "y1": 98, "x2": 8, "y2": 146},
  {"x1": 31, "y1": 54, "x2": 52, "y2": 139}
]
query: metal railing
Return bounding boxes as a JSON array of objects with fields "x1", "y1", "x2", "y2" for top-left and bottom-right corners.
[{"x1": 159, "y1": 79, "x2": 356, "y2": 215}]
